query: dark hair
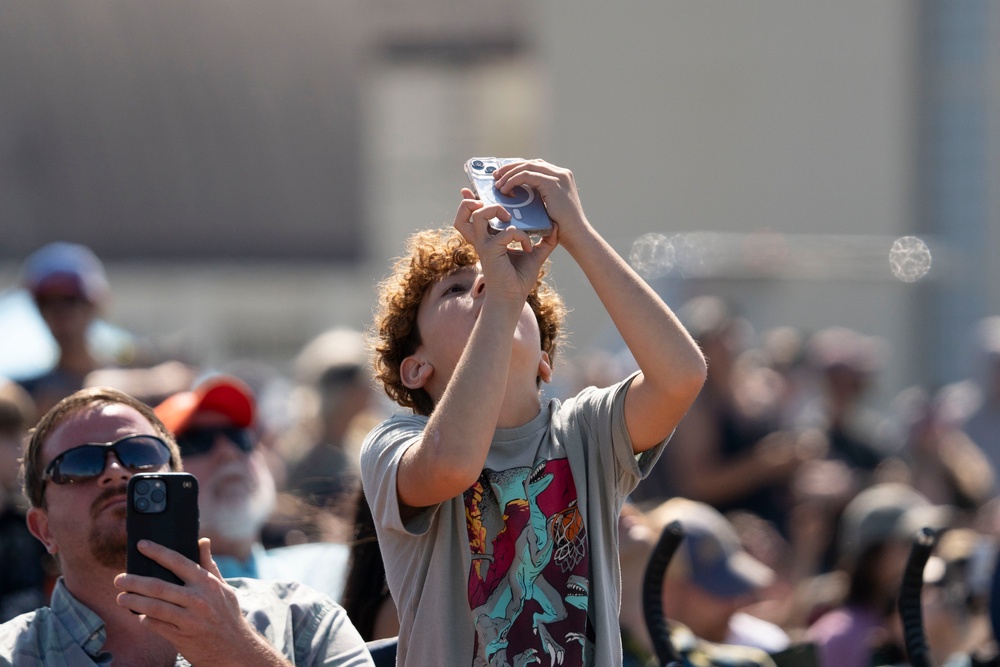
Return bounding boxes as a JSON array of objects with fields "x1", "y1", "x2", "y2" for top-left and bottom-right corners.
[
  {"x1": 0, "y1": 381, "x2": 35, "y2": 436},
  {"x1": 340, "y1": 488, "x2": 391, "y2": 641}
]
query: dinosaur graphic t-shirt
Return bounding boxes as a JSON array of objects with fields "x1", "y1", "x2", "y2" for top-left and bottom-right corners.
[
  {"x1": 466, "y1": 458, "x2": 591, "y2": 665},
  {"x1": 361, "y1": 374, "x2": 667, "y2": 667}
]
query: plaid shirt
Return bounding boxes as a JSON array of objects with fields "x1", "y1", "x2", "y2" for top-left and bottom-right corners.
[{"x1": 0, "y1": 577, "x2": 374, "y2": 667}]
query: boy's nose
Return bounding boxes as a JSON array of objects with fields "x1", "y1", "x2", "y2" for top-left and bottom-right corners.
[{"x1": 472, "y1": 274, "x2": 486, "y2": 298}]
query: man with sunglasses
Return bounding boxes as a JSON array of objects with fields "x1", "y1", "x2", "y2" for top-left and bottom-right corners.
[
  {"x1": 155, "y1": 375, "x2": 350, "y2": 602},
  {"x1": 0, "y1": 386, "x2": 374, "y2": 666}
]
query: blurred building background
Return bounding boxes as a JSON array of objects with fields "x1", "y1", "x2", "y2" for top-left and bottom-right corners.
[{"x1": 1, "y1": 1, "x2": 998, "y2": 409}]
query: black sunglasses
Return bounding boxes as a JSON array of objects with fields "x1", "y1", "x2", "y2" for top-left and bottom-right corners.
[
  {"x1": 43, "y1": 434, "x2": 172, "y2": 485},
  {"x1": 175, "y1": 427, "x2": 254, "y2": 458}
]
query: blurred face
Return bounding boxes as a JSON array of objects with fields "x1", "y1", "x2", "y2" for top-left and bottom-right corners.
[
  {"x1": 663, "y1": 578, "x2": 748, "y2": 643},
  {"x1": 179, "y1": 411, "x2": 275, "y2": 543},
  {"x1": 34, "y1": 292, "x2": 97, "y2": 346},
  {"x1": 27, "y1": 403, "x2": 166, "y2": 572}
]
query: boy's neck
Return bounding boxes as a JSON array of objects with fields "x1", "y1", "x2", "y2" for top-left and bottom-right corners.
[{"x1": 495, "y1": 391, "x2": 544, "y2": 430}]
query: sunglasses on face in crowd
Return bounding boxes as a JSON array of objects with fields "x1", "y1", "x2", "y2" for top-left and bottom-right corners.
[
  {"x1": 175, "y1": 426, "x2": 254, "y2": 458},
  {"x1": 43, "y1": 434, "x2": 172, "y2": 486}
]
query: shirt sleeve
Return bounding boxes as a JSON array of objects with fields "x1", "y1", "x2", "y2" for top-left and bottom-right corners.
[
  {"x1": 571, "y1": 373, "x2": 670, "y2": 499},
  {"x1": 235, "y1": 579, "x2": 375, "y2": 667},
  {"x1": 359, "y1": 414, "x2": 436, "y2": 536}
]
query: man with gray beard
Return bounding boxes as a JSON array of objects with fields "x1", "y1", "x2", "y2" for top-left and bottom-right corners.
[{"x1": 155, "y1": 375, "x2": 350, "y2": 602}]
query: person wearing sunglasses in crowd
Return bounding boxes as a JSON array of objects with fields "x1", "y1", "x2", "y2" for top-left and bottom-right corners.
[
  {"x1": 154, "y1": 374, "x2": 351, "y2": 603},
  {"x1": 0, "y1": 385, "x2": 374, "y2": 666}
]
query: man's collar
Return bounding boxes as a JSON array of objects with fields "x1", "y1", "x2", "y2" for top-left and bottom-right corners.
[{"x1": 49, "y1": 578, "x2": 111, "y2": 661}]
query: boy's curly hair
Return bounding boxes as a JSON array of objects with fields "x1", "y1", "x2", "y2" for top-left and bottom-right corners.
[{"x1": 370, "y1": 228, "x2": 566, "y2": 416}]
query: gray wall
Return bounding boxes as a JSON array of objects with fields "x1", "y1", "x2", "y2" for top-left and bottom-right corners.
[{"x1": 1, "y1": 1, "x2": 997, "y2": 406}]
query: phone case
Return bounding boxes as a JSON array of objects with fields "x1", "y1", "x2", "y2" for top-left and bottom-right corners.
[
  {"x1": 126, "y1": 472, "x2": 200, "y2": 585},
  {"x1": 465, "y1": 157, "x2": 553, "y2": 237}
]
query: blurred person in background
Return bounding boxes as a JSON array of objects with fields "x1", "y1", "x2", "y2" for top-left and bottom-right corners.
[
  {"x1": 647, "y1": 497, "x2": 791, "y2": 655},
  {"x1": 883, "y1": 385, "x2": 995, "y2": 512},
  {"x1": 0, "y1": 379, "x2": 53, "y2": 622},
  {"x1": 797, "y1": 326, "x2": 892, "y2": 477},
  {"x1": 618, "y1": 498, "x2": 788, "y2": 667},
  {"x1": 155, "y1": 374, "x2": 350, "y2": 602},
  {"x1": 874, "y1": 528, "x2": 997, "y2": 667},
  {"x1": 806, "y1": 482, "x2": 953, "y2": 667},
  {"x1": 951, "y1": 316, "x2": 1000, "y2": 485},
  {"x1": 280, "y1": 328, "x2": 380, "y2": 513},
  {"x1": 17, "y1": 242, "x2": 113, "y2": 418},
  {"x1": 633, "y1": 296, "x2": 820, "y2": 538},
  {"x1": 758, "y1": 325, "x2": 817, "y2": 430}
]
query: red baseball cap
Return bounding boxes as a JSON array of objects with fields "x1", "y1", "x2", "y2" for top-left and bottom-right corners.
[{"x1": 154, "y1": 374, "x2": 255, "y2": 435}]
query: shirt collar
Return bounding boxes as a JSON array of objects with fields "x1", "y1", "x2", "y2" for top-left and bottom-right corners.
[{"x1": 49, "y1": 578, "x2": 111, "y2": 661}]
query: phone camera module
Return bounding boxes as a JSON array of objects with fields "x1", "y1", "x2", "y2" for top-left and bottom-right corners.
[
  {"x1": 471, "y1": 159, "x2": 485, "y2": 170},
  {"x1": 133, "y1": 478, "x2": 167, "y2": 513}
]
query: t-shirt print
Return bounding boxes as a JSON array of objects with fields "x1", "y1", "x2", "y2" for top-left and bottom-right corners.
[{"x1": 465, "y1": 457, "x2": 593, "y2": 666}]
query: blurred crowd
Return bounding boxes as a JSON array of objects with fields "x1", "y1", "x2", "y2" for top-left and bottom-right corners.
[{"x1": 3, "y1": 242, "x2": 1000, "y2": 667}]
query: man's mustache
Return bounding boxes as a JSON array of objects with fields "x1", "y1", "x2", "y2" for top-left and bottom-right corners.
[{"x1": 91, "y1": 484, "x2": 128, "y2": 519}]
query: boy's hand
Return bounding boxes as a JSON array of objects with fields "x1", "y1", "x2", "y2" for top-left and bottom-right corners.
[
  {"x1": 453, "y1": 191, "x2": 558, "y2": 305},
  {"x1": 492, "y1": 160, "x2": 587, "y2": 246}
]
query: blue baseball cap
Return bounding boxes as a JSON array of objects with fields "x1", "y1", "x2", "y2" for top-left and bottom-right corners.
[{"x1": 648, "y1": 498, "x2": 775, "y2": 598}]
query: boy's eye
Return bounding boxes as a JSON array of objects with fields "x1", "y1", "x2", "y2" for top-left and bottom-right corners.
[{"x1": 443, "y1": 282, "x2": 468, "y2": 295}]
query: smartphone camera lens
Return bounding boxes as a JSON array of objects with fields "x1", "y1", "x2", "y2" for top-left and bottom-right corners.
[
  {"x1": 471, "y1": 160, "x2": 485, "y2": 170},
  {"x1": 135, "y1": 480, "x2": 149, "y2": 495},
  {"x1": 135, "y1": 496, "x2": 149, "y2": 512},
  {"x1": 485, "y1": 166, "x2": 496, "y2": 174}
]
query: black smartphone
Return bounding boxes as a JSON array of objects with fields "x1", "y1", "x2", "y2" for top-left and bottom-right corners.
[{"x1": 126, "y1": 472, "x2": 200, "y2": 585}]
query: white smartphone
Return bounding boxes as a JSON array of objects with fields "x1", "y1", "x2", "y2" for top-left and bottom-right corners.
[{"x1": 464, "y1": 158, "x2": 554, "y2": 238}]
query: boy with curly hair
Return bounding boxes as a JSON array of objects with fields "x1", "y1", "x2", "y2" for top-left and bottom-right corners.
[{"x1": 361, "y1": 160, "x2": 706, "y2": 666}]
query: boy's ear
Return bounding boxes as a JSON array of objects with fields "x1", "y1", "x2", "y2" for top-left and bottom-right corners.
[
  {"x1": 400, "y1": 355, "x2": 433, "y2": 390},
  {"x1": 537, "y1": 351, "x2": 553, "y2": 384}
]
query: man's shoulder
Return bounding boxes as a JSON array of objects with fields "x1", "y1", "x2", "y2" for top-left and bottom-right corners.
[
  {"x1": 0, "y1": 607, "x2": 46, "y2": 660},
  {"x1": 227, "y1": 575, "x2": 329, "y2": 602}
]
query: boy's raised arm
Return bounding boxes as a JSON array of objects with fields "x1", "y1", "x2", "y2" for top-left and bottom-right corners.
[
  {"x1": 394, "y1": 197, "x2": 559, "y2": 511},
  {"x1": 494, "y1": 161, "x2": 707, "y2": 453}
]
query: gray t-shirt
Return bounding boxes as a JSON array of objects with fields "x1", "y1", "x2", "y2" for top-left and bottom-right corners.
[{"x1": 360, "y1": 375, "x2": 665, "y2": 666}]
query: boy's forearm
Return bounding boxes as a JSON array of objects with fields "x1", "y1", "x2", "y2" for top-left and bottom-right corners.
[
  {"x1": 562, "y1": 219, "x2": 707, "y2": 449},
  {"x1": 396, "y1": 300, "x2": 520, "y2": 509}
]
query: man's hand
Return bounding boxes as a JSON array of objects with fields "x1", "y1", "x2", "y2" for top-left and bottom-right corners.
[{"x1": 114, "y1": 538, "x2": 291, "y2": 667}]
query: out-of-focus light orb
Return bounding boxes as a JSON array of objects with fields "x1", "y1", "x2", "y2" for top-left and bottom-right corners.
[
  {"x1": 629, "y1": 233, "x2": 675, "y2": 279},
  {"x1": 889, "y1": 236, "x2": 932, "y2": 282}
]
